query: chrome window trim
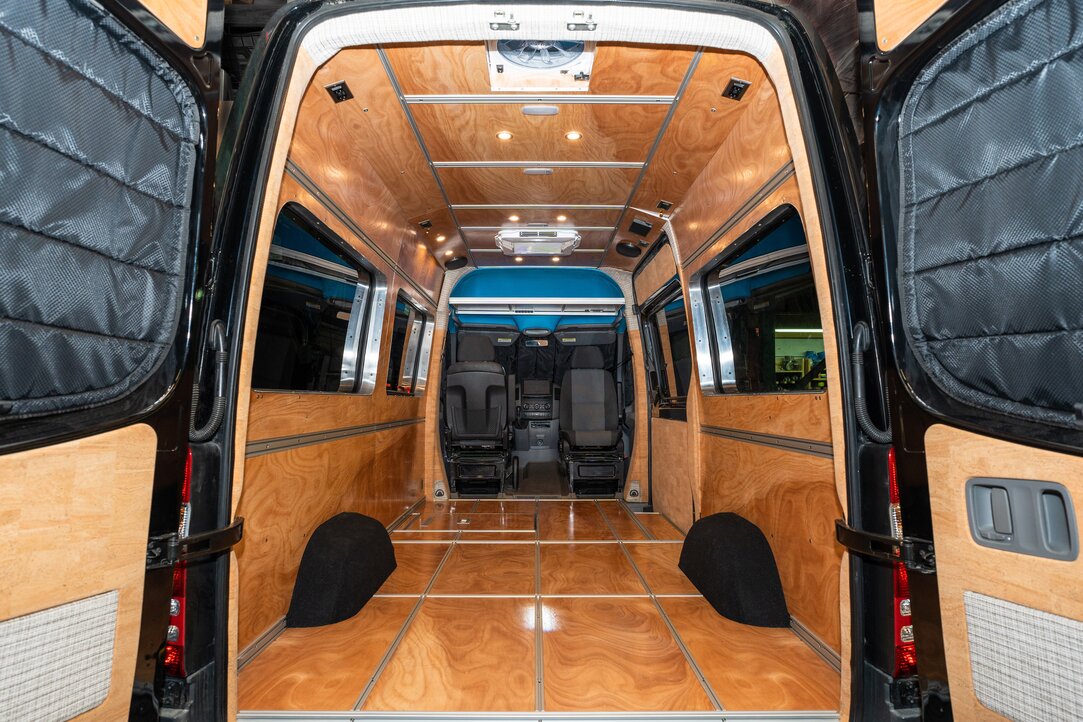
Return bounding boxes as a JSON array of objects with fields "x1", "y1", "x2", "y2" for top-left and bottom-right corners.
[
  {"x1": 412, "y1": 318, "x2": 436, "y2": 396},
  {"x1": 357, "y1": 277, "x2": 386, "y2": 395},
  {"x1": 338, "y1": 278, "x2": 371, "y2": 392}
]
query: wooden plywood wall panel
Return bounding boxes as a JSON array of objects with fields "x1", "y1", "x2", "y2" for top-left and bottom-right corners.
[
  {"x1": 236, "y1": 426, "x2": 423, "y2": 648},
  {"x1": 925, "y1": 425, "x2": 1083, "y2": 722},
  {"x1": 700, "y1": 436, "x2": 843, "y2": 652},
  {"x1": 383, "y1": 43, "x2": 694, "y2": 96},
  {"x1": 631, "y1": 52, "x2": 767, "y2": 213},
  {"x1": 668, "y1": 75, "x2": 791, "y2": 263},
  {"x1": 0, "y1": 424, "x2": 157, "y2": 722},
  {"x1": 439, "y1": 166, "x2": 639, "y2": 206},
  {"x1": 874, "y1": 0, "x2": 950, "y2": 51},
  {"x1": 651, "y1": 418, "x2": 697, "y2": 532},
  {"x1": 633, "y1": 242, "x2": 677, "y2": 302},
  {"x1": 412, "y1": 103, "x2": 667, "y2": 163},
  {"x1": 700, "y1": 393, "x2": 831, "y2": 443},
  {"x1": 138, "y1": 0, "x2": 207, "y2": 47}
]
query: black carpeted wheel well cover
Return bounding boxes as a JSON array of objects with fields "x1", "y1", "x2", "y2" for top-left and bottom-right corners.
[
  {"x1": 286, "y1": 512, "x2": 396, "y2": 628},
  {"x1": 678, "y1": 512, "x2": 789, "y2": 627}
]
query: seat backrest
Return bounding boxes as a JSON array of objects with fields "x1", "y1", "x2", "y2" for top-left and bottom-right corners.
[
  {"x1": 445, "y1": 335, "x2": 507, "y2": 442},
  {"x1": 559, "y1": 346, "x2": 619, "y2": 448}
]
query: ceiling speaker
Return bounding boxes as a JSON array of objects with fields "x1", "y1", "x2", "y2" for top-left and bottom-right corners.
[
  {"x1": 444, "y1": 256, "x2": 469, "y2": 270},
  {"x1": 615, "y1": 241, "x2": 642, "y2": 258}
]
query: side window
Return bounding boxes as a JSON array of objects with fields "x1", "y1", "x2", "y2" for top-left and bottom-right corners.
[
  {"x1": 642, "y1": 283, "x2": 693, "y2": 411},
  {"x1": 694, "y1": 208, "x2": 826, "y2": 395},
  {"x1": 385, "y1": 293, "x2": 432, "y2": 396},
  {"x1": 252, "y1": 205, "x2": 384, "y2": 394}
]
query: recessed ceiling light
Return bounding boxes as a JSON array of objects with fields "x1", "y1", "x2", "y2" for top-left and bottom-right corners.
[
  {"x1": 565, "y1": 131, "x2": 583, "y2": 141},
  {"x1": 556, "y1": 214, "x2": 567, "y2": 222},
  {"x1": 435, "y1": 235, "x2": 446, "y2": 242},
  {"x1": 497, "y1": 130, "x2": 513, "y2": 141},
  {"x1": 445, "y1": 250, "x2": 454, "y2": 256},
  {"x1": 551, "y1": 256, "x2": 561, "y2": 262},
  {"x1": 508, "y1": 215, "x2": 520, "y2": 222},
  {"x1": 515, "y1": 256, "x2": 524, "y2": 263}
]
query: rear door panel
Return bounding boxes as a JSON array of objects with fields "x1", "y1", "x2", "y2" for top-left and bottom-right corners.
[{"x1": 0, "y1": 0, "x2": 217, "y2": 717}]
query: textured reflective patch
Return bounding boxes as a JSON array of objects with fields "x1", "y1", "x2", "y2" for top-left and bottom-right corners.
[
  {"x1": 965, "y1": 591, "x2": 1083, "y2": 722},
  {"x1": 0, "y1": 591, "x2": 118, "y2": 721}
]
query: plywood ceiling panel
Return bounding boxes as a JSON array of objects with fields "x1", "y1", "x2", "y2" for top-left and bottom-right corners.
[
  {"x1": 454, "y1": 208, "x2": 622, "y2": 228},
  {"x1": 310, "y1": 48, "x2": 446, "y2": 221},
  {"x1": 411, "y1": 103, "x2": 667, "y2": 163},
  {"x1": 438, "y1": 166, "x2": 639, "y2": 205},
  {"x1": 631, "y1": 51, "x2": 768, "y2": 213},
  {"x1": 383, "y1": 42, "x2": 695, "y2": 96}
]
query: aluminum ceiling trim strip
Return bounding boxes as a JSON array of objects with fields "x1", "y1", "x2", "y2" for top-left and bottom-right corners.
[
  {"x1": 404, "y1": 94, "x2": 674, "y2": 104},
  {"x1": 433, "y1": 161, "x2": 644, "y2": 168},
  {"x1": 453, "y1": 204, "x2": 626, "y2": 210},
  {"x1": 461, "y1": 226, "x2": 616, "y2": 231}
]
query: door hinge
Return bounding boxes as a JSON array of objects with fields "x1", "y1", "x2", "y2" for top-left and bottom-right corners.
[
  {"x1": 147, "y1": 518, "x2": 244, "y2": 570},
  {"x1": 835, "y1": 519, "x2": 935, "y2": 574}
]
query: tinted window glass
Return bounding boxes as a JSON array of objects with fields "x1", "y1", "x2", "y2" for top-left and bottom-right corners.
[
  {"x1": 712, "y1": 214, "x2": 825, "y2": 394},
  {"x1": 644, "y1": 288, "x2": 692, "y2": 405},
  {"x1": 252, "y1": 210, "x2": 372, "y2": 392},
  {"x1": 386, "y1": 293, "x2": 429, "y2": 395}
]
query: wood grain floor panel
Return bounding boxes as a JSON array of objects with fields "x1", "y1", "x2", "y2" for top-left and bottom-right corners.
[
  {"x1": 430, "y1": 544, "x2": 536, "y2": 595},
  {"x1": 378, "y1": 543, "x2": 450, "y2": 595},
  {"x1": 470, "y1": 500, "x2": 538, "y2": 515},
  {"x1": 238, "y1": 596, "x2": 415, "y2": 710},
  {"x1": 363, "y1": 597, "x2": 536, "y2": 711},
  {"x1": 538, "y1": 501, "x2": 615, "y2": 541},
  {"x1": 636, "y1": 513, "x2": 685, "y2": 540},
  {"x1": 597, "y1": 501, "x2": 649, "y2": 540},
  {"x1": 540, "y1": 543, "x2": 645, "y2": 595},
  {"x1": 542, "y1": 597, "x2": 714, "y2": 711},
  {"x1": 412, "y1": 511, "x2": 536, "y2": 532},
  {"x1": 625, "y1": 543, "x2": 699, "y2": 595},
  {"x1": 661, "y1": 596, "x2": 838, "y2": 710}
]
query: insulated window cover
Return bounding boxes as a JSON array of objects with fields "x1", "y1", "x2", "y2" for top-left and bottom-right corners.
[
  {"x1": 897, "y1": 0, "x2": 1083, "y2": 428},
  {"x1": 0, "y1": 0, "x2": 199, "y2": 417}
]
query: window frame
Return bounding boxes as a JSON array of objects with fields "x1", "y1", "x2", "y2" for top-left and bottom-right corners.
[
  {"x1": 689, "y1": 204, "x2": 826, "y2": 397},
  {"x1": 385, "y1": 291, "x2": 434, "y2": 397},
  {"x1": 640, "y1": 277, "x2": 692, "y2": 420},
  {"x1": 252, "y1": 203, "x2": 387, "y2": 395}
]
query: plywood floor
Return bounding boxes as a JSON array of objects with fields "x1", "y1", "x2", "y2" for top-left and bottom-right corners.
[{"x1": 239, "y1": 500, "x2": 839, "y2": 714}]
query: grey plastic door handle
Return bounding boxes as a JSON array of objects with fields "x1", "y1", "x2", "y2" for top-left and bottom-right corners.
[{"x1": 966, "y1": 477, "x2": 1078, "y2": 561}]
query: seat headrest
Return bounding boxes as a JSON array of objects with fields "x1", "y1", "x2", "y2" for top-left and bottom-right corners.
[
  {"x1": 570, "y1": 346, "x2": 605, "y2": 369},
  {"x1": 457, "y1": 335, "x2": 496, "y2": 362}
]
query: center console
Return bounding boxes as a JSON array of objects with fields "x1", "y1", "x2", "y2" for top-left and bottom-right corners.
[{"x1": 519, "y1": 379, "x2": 554, "y2": 420}]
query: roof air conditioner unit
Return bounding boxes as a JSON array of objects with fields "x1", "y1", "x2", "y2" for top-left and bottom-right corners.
[{"x1": 495, "y1": 229, "x2": 581, "y2": 256}]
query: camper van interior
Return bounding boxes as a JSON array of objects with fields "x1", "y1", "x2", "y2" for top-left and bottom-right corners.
[{"x1": 8, "y1": 1, "x2": 1083, "y2": 721}]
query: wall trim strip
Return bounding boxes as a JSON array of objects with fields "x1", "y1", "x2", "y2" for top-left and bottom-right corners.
[
  {"x1": 246, "y1": 417, "x2": 425, "y2": 457},
  {"x1": 700, "y1": 424, "x2": 832, "y2": 459}
]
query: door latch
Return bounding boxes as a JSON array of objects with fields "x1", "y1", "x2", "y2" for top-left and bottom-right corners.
[
  {"x1": 835, "y1": 519, "x2": 935, "y2": 574},
  {"x1": 147, "y1": 518, "x2": 244, "y2": 570}
]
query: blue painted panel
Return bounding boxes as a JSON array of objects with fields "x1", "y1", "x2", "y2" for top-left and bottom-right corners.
[{"x1": 450, "y1": 267, "x2": 623, "y2": 299}]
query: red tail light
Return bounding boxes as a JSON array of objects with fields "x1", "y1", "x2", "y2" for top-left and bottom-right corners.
[
  {"x1": 888, "y1": 448, "x2": 917, "y2": 677},
  {"x1": 165, "y1": 449, "x2": 192, "y2": 678}
]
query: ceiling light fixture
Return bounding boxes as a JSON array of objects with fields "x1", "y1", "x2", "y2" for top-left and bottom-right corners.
[
  {"x1": 565, "y1": 131, "x2": 583, "y2": 141},
  {"x1": 444, "y1": 250, "x2": 454, "y2": 256},
  {"x1": 556, "y1": 214, "x2": 567, "y2": 222},
  {"x1": 515, "y1": 256, "x2": 524, "y2": 263},
  {"x1": 435, "y1": 235, "x2": 446, "y2": 242},
  {"x1": 551, "y1": 256, "x2": 561, "y2": 262},
  {"x1": 497, "y1": 130, "x2": 514, "y2": 141},
  {"x1": 508, "y1": 215, "x2": 520, "y2": 222}
]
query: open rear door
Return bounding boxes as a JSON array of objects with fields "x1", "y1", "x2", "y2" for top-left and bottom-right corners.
[
  {"x1": 0, "y1": 0, "x2": 220, "y2": 719},
  {"x1": 868, "y1": 0, "x2": 1083, "y2": 719}
]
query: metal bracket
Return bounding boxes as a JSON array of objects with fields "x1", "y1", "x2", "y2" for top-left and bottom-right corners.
[
  {"x1": 835, "y1": 519, "x2": 935, "y2": 574},
  {"x1": 147, "y1": 517, "x2": 245, "y2": 570}
]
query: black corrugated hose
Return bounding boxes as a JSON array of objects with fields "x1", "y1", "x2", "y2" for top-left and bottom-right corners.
[
  {"x1": 190, "y1": 320, "x2": 228, "y2": 442},
  {"x1": 851, "y1": 322, "x2": 892, "y2": 444}
]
